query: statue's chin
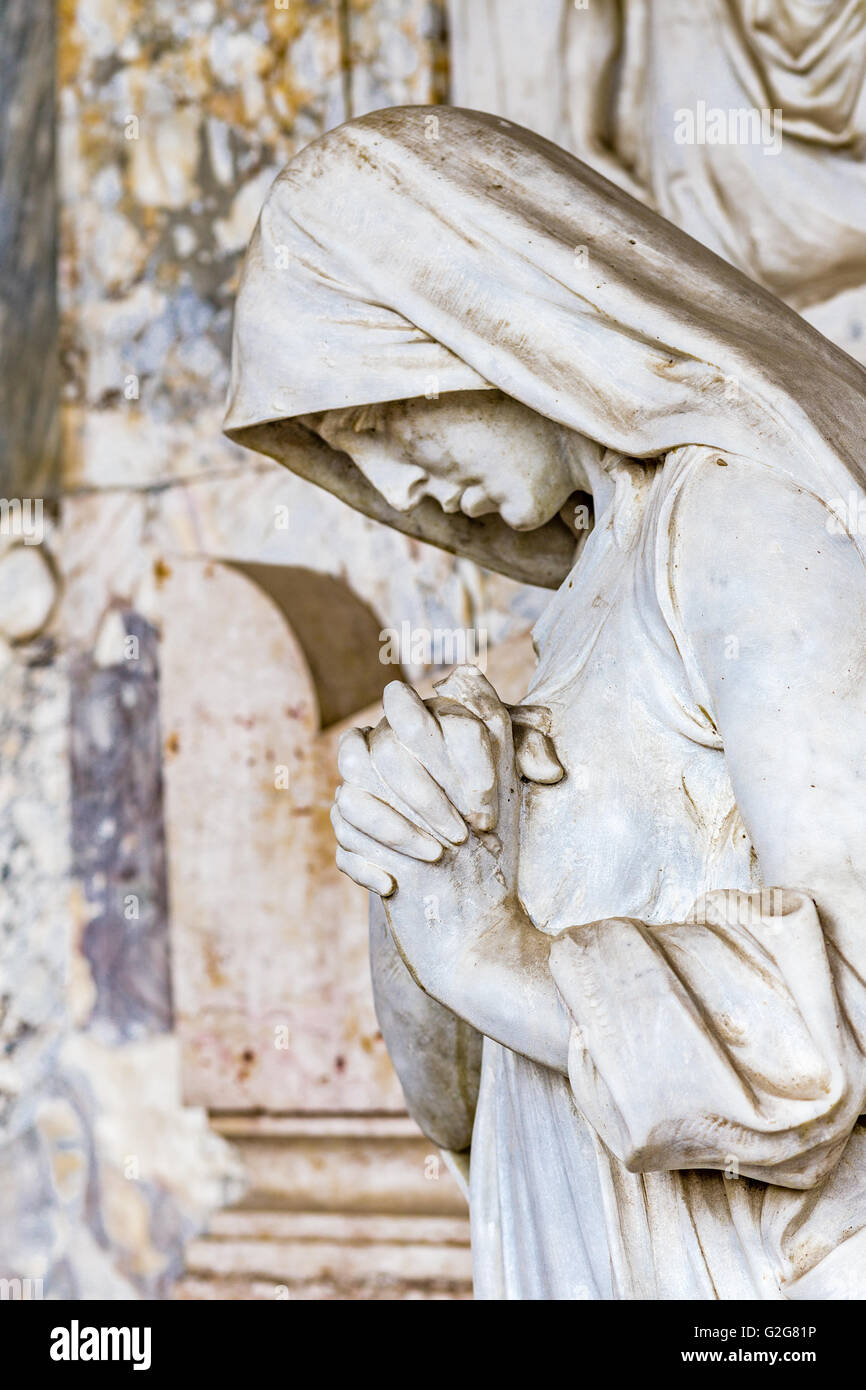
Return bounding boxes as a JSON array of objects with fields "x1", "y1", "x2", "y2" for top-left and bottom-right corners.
[{"x1": 499, "y1": 499, "x2": 564, "y2": 532}]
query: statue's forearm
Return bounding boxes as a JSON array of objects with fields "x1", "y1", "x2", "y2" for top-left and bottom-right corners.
[
  {"x1": 449, "y1": 904, "x2": 572, "y2": 1075},
  {"x1": 369, "y1": 896, "x2": 482, "y2": 1151}
]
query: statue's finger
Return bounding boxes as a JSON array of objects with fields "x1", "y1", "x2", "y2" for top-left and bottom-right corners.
[
  {"x1": 433, "y1": 666, "x2": 513, "y2": 787},
  {"x1": 331, "y1": 807, "x2": 418, "y2": 893},
  {"x1": 382, "y1": 680, "x2": 456, "y2": 795},
  {"x1": 437, "y1": 710, "x2": 499, "y2": 832},
  {"x1": 433, "y1": 665, "x2": 511, "y2": 740},
  {"x1": 369, "y1": 724, "x2": 467, "y2": 845},
  {"x1": 507, "y1": 703, "x2": 552, "y2": 735},
  {"x1": 331, "y1": 803, "x2": 403, "y2": 864},
  {"x1": 513, "y1": 725, "x2": 564, "y2": 784},
  {"x1": 337, "y1": 726, "x2": 385, "y2": 796},
  {"x1": 335, "y1": 845, "x2": 395, "y2": 898},
  {"x1": 336, "y1": 784, "x2": 444, "y2": 862},
  {"x1": 341, "y1": 722, "x2": 449, "y2": 839}
]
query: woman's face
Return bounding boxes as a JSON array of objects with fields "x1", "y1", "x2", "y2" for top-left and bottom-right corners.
[{"x1": 299, "y1": 390, "x2": 578, "y2": 531}]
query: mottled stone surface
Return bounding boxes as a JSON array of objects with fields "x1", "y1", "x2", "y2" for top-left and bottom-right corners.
[
  {"x1": 58, "y1": 1, "x2": 450, "y2": 485},
  {"x1": 0, "y1": 502, "x2": 243, "y2": 1295},
  {"x1": 3, "y1": 0, "x2": 566, "y2": 1300},
  {"x1": 348, "y1": 1, "x2": 448, "y2": 117},
  {"x1": 0, "y1": 0, "x2": 496, "y2": 1301},
  {"x1": 0, "y1": 1033, "x2": 244, "y2": 1299},
  {"x1": 69, "y1": 610, "x2": 172, "y2": 1041},
  {"x1": 0, "y1": 629, "x2": 70, "y2": 1144},
  {"x1": 61, "y1": 1, "x2": 328, "y2": 489},
  {"x1": 0, "y1": 0, "x2": 58, "y2": 497}
]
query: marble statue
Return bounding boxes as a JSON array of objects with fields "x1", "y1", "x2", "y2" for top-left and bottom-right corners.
[{"x1": 225, "y1": 106, "x2": 866, "y2": 1300}]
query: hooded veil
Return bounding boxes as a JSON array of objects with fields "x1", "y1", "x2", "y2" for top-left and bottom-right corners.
[{"x1": 225, "y1": 105, "x2": 866, "y2": 589}]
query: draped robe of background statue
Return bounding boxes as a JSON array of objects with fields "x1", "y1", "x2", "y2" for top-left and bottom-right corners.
[
  {"x1": 225, "y1": 107, "x2": 866, "y2": 1300},
  {"x1": 450, "y1": 0, "x2": 866, "y2": 343}
]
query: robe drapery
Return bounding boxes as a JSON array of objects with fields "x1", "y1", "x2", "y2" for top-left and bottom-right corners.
[{"x1": 225, "y1": 107, "x2": 866, "y2": 1297}]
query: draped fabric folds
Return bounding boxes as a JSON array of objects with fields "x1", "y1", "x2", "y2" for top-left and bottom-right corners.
[
  {"x1": 225, "y1": 105, "x2": 866, "y2": 586},
  {"x1": 550, "y1": 889, "x2": 865, "y2": 1189}
]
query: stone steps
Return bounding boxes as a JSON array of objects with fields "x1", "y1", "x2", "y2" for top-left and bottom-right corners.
[
  {"x1": 175, "y1": 1115, "x2": 473, "y2": 1300},
  {"x1": 177, "y1": 1208, "x2": 472, "y2": 1300}
]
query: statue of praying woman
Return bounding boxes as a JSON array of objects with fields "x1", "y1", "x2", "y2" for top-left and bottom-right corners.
[{"x1": 225, "y1": 107, "x2": 866, "y2": 1300}]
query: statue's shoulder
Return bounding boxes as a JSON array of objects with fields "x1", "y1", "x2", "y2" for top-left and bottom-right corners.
[
  {"x1": 665, "y1": 448, "x2": 851, "y2": 564},
  {"x1": 660, "y1": 446, "x2": 866, "y2": 651}
]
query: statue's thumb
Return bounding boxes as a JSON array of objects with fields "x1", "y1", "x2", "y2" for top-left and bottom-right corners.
[{"x1": 508, "y1": 706, "x2": 565, "y2": 785}]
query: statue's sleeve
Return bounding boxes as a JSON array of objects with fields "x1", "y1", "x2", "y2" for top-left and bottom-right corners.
[
  {"x1": 547, "y1": 452, "x2": 866, "y2": 1188},
  {"x1": 370, "y1": 895, "x2": 482, "y2": 1152},
  {"x1": 548, "y1": 892, "x2": 865, "y2": 1186}
]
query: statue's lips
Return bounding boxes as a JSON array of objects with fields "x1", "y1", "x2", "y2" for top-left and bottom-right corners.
[{"x1": 406, "y1": 482, "x2": 498, "y2": 520}]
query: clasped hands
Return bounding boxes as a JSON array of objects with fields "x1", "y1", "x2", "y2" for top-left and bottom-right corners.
[{"x1": 332, "y1": 665, "x2": 563, "y2": 1017}]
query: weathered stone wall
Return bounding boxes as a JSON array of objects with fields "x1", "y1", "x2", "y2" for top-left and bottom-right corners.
[
  {"x1": 0, "y1": 0, "x2": 544, "y2": 1300},
  {"x1": 0, "y1": 0, "x2": 59, "y2": 500}
]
